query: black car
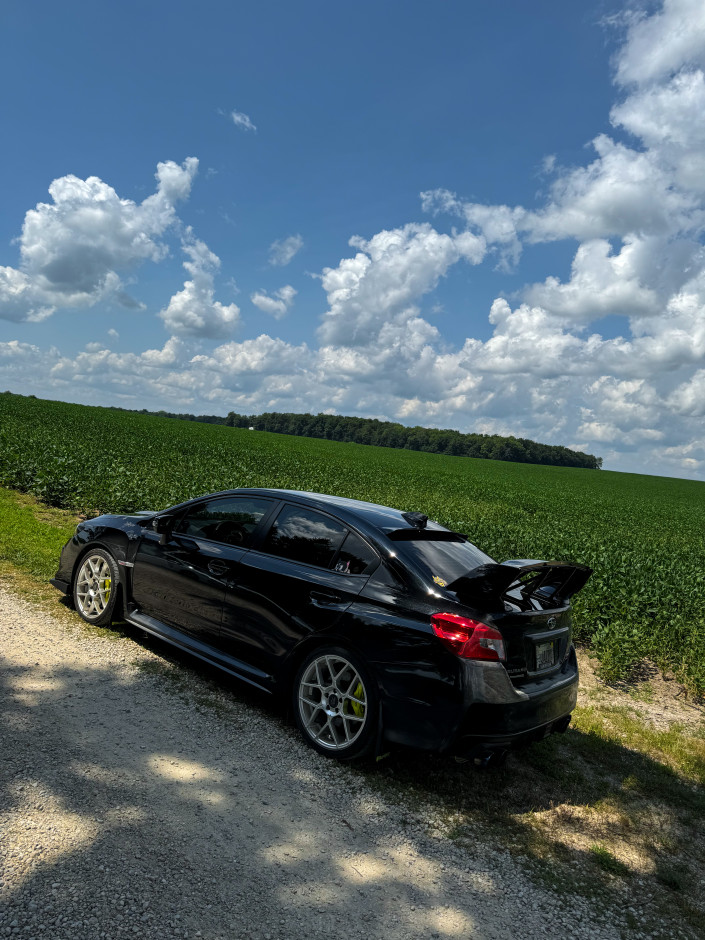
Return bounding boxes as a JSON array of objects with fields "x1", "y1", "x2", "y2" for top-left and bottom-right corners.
[{"x1": 51, "y1": 488, "x2": 591, "y2": 762}]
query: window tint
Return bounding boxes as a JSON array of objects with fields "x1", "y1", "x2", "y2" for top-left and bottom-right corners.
[
  {"x1": 333, "y1": 531, "x2": 377, "y2": 575},
  {"x1": 174, "y1": 497, "x2": 272, "y2": 546},
  {"x1": 395, "y1": 538, "x2": 494, "y2": 587},
  {"x1": 262, "y1": 505, "x2": 347, "y2": 569}
]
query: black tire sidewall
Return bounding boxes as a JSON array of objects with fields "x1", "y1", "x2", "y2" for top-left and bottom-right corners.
[
  {"x1": 72, "y1": 548, "x2": 120, "y2": 626},
  {"x1": 293, "y1": 645, "x2": 378, "y2": 760}
]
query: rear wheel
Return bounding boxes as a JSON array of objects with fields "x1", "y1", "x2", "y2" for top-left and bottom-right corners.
[
  {"x1": 293, "y1": 647, "x2": 378, "y2": 760},
  {"x1": 73, "y1": 549, "x2": 120, "y2": 626}
]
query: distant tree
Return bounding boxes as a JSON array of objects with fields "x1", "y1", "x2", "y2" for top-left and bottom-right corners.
[{"x1": 131, "y1": 405, "x2": 602, "y2": 469}]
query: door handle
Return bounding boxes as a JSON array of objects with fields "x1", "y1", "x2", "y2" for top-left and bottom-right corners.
[
  {"x1": 310, "y1": 591, "x2": 343, "y2": 607},
  {"x1": 207, "y1": 560, "x2": 228, "y2": 576}
]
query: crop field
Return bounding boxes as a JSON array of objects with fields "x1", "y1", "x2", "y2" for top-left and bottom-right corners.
[{"x1": 1, "y1": 391, "x2": 704, "y2": 694}]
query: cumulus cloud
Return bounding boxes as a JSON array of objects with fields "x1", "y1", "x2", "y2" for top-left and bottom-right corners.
[
  {"x1": 0, "y1": 158, "x2": 198, "y2": 323},
  {"x1": 159, "y1": 231, "x2": 240, "y2": 338},
  {"x1": 613, "y1": 0, "x2": 705, "y2": 86},
  {"x1": 193, "y1": 334, "x2": 311, "y2": 383},
  {"x1": 230, "y1": 109, "x2": 256, "y2": 132},
  {"x1": 666, "y1": 368, "x2": 705, "y2": 416},
  {"x1": 611, "y1": 69, "x2": 705, "y2": 192},
  {"x1": 0, "y1": 267, "x2": 53, "y2": 322},
  {"x1": 524, "y1": 238, "x2": 660, "y2": 322},
  {"x1": 268, "y1": 234, "x2": 303, "y2": 266},
  {"x1": 317, "y1": 223, "x2": 485, "y2": 346},
  {"x1": 0, "y1": 339, "x2": 49, "y2": 362},
  {"x1": 250, "y1": 285, "x2": 296, "y2": 319},
  {"x1": 424, "y1": 135, "x2": 700, "y2": 248}
]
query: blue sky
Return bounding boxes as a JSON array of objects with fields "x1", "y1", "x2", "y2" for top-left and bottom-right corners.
[{"x1": 2, "y1": 0, "x2": 705, "y2": 479}]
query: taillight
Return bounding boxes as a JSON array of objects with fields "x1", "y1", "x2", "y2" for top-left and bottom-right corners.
[{"x1": 431, "y1": 613, "x2": 506, "y2": 661}]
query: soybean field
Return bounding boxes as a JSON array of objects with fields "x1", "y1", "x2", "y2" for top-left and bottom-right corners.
[{"x1": 2, "y1": 392, "x2": 704, "y2": 694}]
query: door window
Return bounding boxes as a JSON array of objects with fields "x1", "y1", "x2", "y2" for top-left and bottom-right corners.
[
  {"x1": 174, "y1": 497, "x2": 273, "y2": 546},
  {"x1": 261, "y1": 505, "x2": 347, "y2": 569},
  {"x1": 333, "y1": 531, "x2": 378, "y2": 575}
]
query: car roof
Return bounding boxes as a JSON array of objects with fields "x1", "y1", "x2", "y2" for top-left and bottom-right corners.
[{"x1": 201, "y1": 487, "x2": 449, "y2": 537}]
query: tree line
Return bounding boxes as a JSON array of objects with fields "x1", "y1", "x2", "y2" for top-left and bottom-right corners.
[{"x1": 224, "y1": 411, "x2": 602, "y2": 469}]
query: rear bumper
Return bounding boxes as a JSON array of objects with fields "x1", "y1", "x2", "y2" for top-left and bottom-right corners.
[
  {"x1": 50, "y1": 578, "x2": 70, "y2": 594},
  {"x1": 450, "y1": 648, "x2": 579, "y2": 753},
  {"x1": 451, "y1": 675, "x2": 577, "y2": 755},
  {"x1": 379, "y1": 646, "x2": 579, "y2": 755}
]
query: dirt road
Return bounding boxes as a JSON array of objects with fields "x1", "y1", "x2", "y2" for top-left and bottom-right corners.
[{"x1": 0, "y1": 586, "x2": 636, "y2": 939}]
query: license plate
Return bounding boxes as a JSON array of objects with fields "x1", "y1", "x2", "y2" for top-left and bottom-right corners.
[{"x1": 535, "y1": 641, "x2": 555, "y2": 670}]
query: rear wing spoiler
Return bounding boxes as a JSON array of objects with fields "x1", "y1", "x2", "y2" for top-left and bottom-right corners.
[{"x1": 447, "y1": 559, "x2": 592, "y2": 608}]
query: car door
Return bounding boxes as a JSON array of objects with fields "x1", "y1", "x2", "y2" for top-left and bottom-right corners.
[
  {"x1": 217, "y1": 502, "x2": 379, "y2": 677},
  {"x1": 130, "y1": 495, "x2": 277, "y2": 643}
]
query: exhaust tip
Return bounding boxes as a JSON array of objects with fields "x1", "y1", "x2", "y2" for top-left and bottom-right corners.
[{"x1": 471, "y1": 748, "x2": 508, "y2": 769}]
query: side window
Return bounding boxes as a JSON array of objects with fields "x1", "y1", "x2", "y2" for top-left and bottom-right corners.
[
  {"x1": 333, "y1": 531, "x2": 378, "y2": 575},
  {"x1": 174, "y1": 497, "x2": 273, "y2": 546},
  {"x1": 261, "y1": 505, "x2": 347, "y2": 569}
]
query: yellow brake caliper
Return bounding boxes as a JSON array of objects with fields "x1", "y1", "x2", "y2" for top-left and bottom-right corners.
[
  {"x1": 102, "y1": 577, "x2": 111, "y2": 603},
  {"x1": 350, "y1": 682, "x2": 365, "y2": 718}
]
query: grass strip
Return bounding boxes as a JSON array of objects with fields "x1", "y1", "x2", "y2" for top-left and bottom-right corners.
[{"x1": 0, "y1": 486, "x2": 78, "y2": 578}]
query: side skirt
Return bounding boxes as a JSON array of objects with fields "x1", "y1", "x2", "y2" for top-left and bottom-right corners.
[{"x1": 124, "y1": 609, "x2": 274, "y2": 694}]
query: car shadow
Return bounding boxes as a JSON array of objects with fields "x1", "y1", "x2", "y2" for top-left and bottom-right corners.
[{"x1": 115, "y1": 622, "x2": 705, "y2": 905}]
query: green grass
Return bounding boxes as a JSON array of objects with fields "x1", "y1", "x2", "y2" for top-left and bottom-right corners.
[
  {"x1": 357, "y1": 704, "x2": 705, "y2": 936},
  {"x1": 589, "y1": 844, "x2": 632, "y2": 876},
  {"x1": 1, "y1": 390, "x2": 705, "y2": 693},
  {"x1": 573, "y1": 704, "x2": 705, "y2": 791},
  {"x1": 0, "y1": 486, "x2": 78, "y2": 580}
]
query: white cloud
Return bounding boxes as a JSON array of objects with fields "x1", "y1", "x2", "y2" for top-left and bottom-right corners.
[
  {"x1": 268, "y1": 234, "x2": 303, "y2": 266},
  {"x1": 194, "y1": 334, "x2": 311, "y2": 380},
  {"x1": 526, "y1": 136, "x2": 699, "y2": 242},
  {"x1": 0, "y1": 158, "x2": 198, "y2": 323},
  {"x1": 230, "y1": 109, "x2": 256, "y2": 132},
  {"x1": 427, "y1": 137, "x2": 699, "y2": 248},
  {"x1": 159, "y1": 231, "x2": 240, "y2": 339},
  {"x1": 421, "y1": 192, "x2": 524, "y2": 268},
  {"x1": 666, "y1": 368, "x2": 705, "y2": 416},
  {"x1": 0, "y1": 339, "x2": 49, "y2": 361},
  {"x1": 317, "y1": 223, "x2": 485, "y2": 346},
  {"x1": 0, "y1": 267, "x2": 54, "y2": 322},
  {"x1": 524, "y1": 238, "x2": 660, "y2": 322},
  {"x1": 611, "y1": 69, "x2": 705, "y2": 192},
  {"x1": 46, "y1": 337, "x2": 189, "y2": 397},
  {"x1": 250, "y1": 285, "x2": 297, "y2": 319},
  {"x1": 614, "y1": 0, "x2": 705, "y2": 86}
]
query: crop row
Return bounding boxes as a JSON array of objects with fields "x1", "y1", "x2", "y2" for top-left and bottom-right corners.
[{"x1": 2, "y1": 392, "x2": 704, "y2": 694}]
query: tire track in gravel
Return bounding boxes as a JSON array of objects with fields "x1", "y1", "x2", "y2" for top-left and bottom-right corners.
[{"x1": 0, "y1": 585, "x2": 624, "y2": 940}]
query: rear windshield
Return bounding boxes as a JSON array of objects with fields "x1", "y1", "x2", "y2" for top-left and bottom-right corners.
[{"x1": 394, "y1": 537, "x2": 494, "y2": 588}]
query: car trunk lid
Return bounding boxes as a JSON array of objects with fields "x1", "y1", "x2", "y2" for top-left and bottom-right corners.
[{"x1": 447, "y1": 560, "x2": 592, "y2": 679}]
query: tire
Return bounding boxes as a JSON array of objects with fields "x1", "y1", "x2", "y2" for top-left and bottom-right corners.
[
  {"x1": 72, "y1": 549, "x2": 120, "y2": 626},
  {"x1": 293, "y1": 646, "x2": 378, "y2": 760}
]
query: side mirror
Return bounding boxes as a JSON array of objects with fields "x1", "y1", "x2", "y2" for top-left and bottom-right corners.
[{"x1": 152, "y1": 514, "x2": 174, "y2": 544}]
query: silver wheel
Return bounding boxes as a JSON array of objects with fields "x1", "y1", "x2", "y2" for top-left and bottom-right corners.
[
  {"x1": 297, "y1": 654, "x2": 368, "y2": 751},
  {"x1": 75, "y1": 553, "x2": 114, "y2": 621}
]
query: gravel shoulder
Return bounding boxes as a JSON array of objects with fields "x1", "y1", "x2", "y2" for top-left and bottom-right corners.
[{"x1": 0, "y1": 584, "x2": 696, "y2": 940}]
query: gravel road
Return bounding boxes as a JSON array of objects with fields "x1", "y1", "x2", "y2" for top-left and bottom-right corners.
[{"x1": 0, "y1": 585, "x2": 647, "y2": 940}]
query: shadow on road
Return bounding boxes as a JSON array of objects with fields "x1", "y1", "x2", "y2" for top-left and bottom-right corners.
[{"x1": 1, "y1": 617, "x2": 703, "y2": 940}]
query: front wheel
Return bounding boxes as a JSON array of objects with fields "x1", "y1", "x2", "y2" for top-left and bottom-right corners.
[
  {"x1": 293, "y1": 647, "x2": 378, "y2": 760},
  {"x1": 73, "y1": 549, "x2": 120, "y2": 626}
]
